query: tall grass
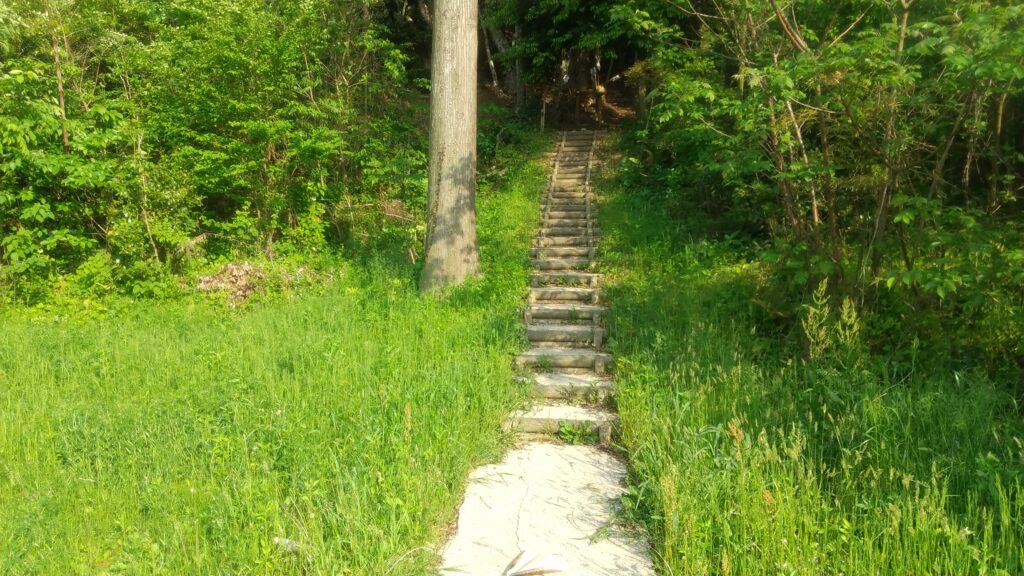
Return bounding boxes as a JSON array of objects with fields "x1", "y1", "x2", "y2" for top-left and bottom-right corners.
[
  {"x1": 0, "y1": 141, "x2": 546, "y2": 575},
  {"x1": 600, "y1": 176, "x2": 1024, "y2": 575}
]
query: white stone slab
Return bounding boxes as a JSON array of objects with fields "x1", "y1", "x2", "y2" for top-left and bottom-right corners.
[{"x1": 438, "y1": 443, "x2": 655, "y2": 576}]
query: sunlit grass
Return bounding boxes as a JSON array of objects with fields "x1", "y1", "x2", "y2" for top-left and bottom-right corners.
[
  {"x1": 600, "y1": 173, "x2": 1024, "y2": 575},
  {"x1": 0, "y1": 139, "x2": 547, "y2": 575}
]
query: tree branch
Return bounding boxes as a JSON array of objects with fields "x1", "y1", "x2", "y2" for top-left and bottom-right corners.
[{"x1": 767, "y1": 0, "x2": 809, "y2": 53}]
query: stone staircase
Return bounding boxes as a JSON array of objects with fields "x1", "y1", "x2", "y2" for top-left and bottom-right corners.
[
  {"x1": 508, "y1": 130, "x2": 615, "y2": 445},
  {"x1": 438, "y1": 130, "x2": 655, "y2": 576}
]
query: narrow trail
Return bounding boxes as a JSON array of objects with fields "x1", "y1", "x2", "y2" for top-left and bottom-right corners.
[{"x1": 439, "y1": 131, "x2": 655, "y2": 575}]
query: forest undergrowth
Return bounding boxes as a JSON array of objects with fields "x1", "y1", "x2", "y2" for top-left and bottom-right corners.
[{"x1": 601, "y1": 162, "x2": 1024, "y2": 575}]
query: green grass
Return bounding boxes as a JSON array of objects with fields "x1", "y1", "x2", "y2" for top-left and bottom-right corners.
[
  {"x1": 0, "y1": 138, "x2": 548, "y2": 575},
  {"x1": 599, "y1": 171, "x2": 1024, "y2": 574}
]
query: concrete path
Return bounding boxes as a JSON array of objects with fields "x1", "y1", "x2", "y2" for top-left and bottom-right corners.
[{"x1": 438, "y1": 131, "x2": 655, "y2": 576}]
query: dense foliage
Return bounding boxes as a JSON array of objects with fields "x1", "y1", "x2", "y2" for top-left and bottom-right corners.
[
  {"x1": 1, "y1": 0, "x2": 428, "y2": 303},
  {"x1": 602, "y1": 181, "x2": 1024, "y2": 576},
  {"x1": 0, "y1": 132, "x2": 547, "y2": 574},
  {"x1": 608, "y1": 0, "x2": 1024, "y2": 373},
  {"x1": 479, "y1": 0, "x2": 1023, "y2": 373}
]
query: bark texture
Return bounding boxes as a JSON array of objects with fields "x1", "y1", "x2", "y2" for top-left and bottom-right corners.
[{"x1": 420, "y1": 0, "x2": 480, "y2": 291}]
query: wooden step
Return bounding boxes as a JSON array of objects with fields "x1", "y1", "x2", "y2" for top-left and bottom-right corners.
[
  {"x1": 547, "y1": 190, "x2": 591, "y2": 197},
  {"x1": 546, "y1": 193, "x2": 590, "y2": 202},
  {"x1": 542, "y1": 216, "x2": 594, "y2": 226},
  {"x1": 503, "y1": 402, "x2": 614, "y2": 446},
  {"x1": 518, "y1": 372, "x2": 613, "y2": 401},
  {"x1": 544, "y1": 203, "x2": 588, "y2": 212},
  {"x1": 552, "y1": 182, "x2": 585, "y2": 191},
  {"x1": 527, "y1": 324, "x2": 605, "y2": 347},
  {"x1": 530, "y1": 271, "x2": 601, "y2": 287},
  {"x1": 544, "y1": 207, "x2": 590, "y2": 215},
  {"x1": 554, "y1": 159, "x2": 590, "y2": 165},
  {"x1": 529, "y1": 286, "x2": 599, "y2": 303},
  {"x1": 533, "y1": 236, "x2": 597, "y2": 247},
  {"x1": 542, "y1": 217, "x2": 592, "y2": 226},
  {"x1": 539, "y1": 220, "x2": 595, "y2": 229},
  {"x1": 530, "y1": 246, "x2": 595, "y2": 258},
  {"x1": 531, "y1": 258, "x2": 592, "y2": 271},
  {"x1": 544, "y1": 207, "x2": 591, "y2": 216},
  {"x1": 546, "y1": 196, "x2": 590, "y2": 205},
  {"x1": 527, "y1": 303, "x2": 604, "y2": 321},
  {"x1": 544, "y1": 212, "x2": 592, "y2": 222},
  {"x1": 545, "y1": 199, "x2": 591, "y2": 208},
  {"x1": 540, "y1": 227, "x2": 600, "y2": 237},
  {"x1": 544, "y1": 210, "x2": 590, "y2": 219},
  {"x1": 544, "y1": 208, "x2": 593, "y2": 217},
  {"x1": 516, "y1": 347, "x2": 613, "y2": 374},
  {"x1": 542, "y1": 221, "x2": 595, "y2": 232}
]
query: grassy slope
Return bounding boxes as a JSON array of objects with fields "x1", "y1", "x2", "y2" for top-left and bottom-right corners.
[
  {"x1": 0, "y1": 139, "x2": 546, "y2": 575},
  {"x1": 599, "y1": 162, "x2": 1024, "y2": 575}
]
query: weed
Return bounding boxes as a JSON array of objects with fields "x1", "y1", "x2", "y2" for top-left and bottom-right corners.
[
  {"x1": 535, "y1": 355, "x2": 554, "y2": 372},
  {"x1": 558, "y1": 421, "x2": 598, "y2": 445}
]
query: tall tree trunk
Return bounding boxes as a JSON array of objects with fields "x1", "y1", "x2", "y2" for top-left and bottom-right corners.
[{"x1": 421, "y1": 0, "x2": 480, "y2": 291}]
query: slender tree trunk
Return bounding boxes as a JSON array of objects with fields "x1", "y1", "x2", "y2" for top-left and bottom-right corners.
[
  {"x1": 481, "y1": 23, "x2": 500, "y2": 89},
  {"x1": 635, "y1": 82, "x2": 647, "y2": 119},
  {"x1": 929, "y1": 104, "x2": 967, "y2": 201},
  {"x1": 988, "y1": 79, "x2": 1014, "y2": 213},
  {"x1": 486, "y1": 25, "x2": 518, "y2": 94},
  {"x1": 766, "y1": 97, "x2": 800, "y2": 231},
  {"x1": 421, "y1": 0, "x2": 480, "y2": 291},
  {"x1": 47, "y1": 9, "x2": 70, "y2": 154},
  {"x1": 785, "y1": 96, "x2": 820, "y2": 225},
  {"x1": 816, "y1": 85, "x2": 844, "y2": 292},
  {"x1": 962, "y1": 88, "x2": 983, "y2": 207},
  {"x1": 869, "y1": 0, "x2": 913, "y2": 277},
  {"x1": 513, "y1": 23, "x2": 524, "y2": 116},
  {"x1": 487, "y1": 24, "x2": 510, "y2": 52}
]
